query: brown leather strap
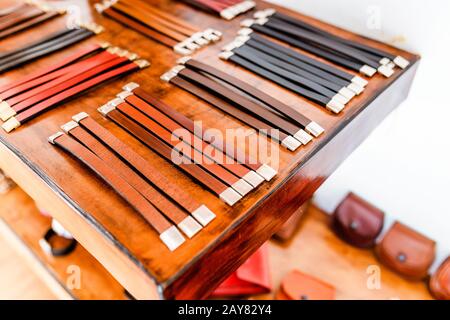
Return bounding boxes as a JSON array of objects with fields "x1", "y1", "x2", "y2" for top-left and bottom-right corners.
[
  {"x1": 121, "y1": 0, "x2": 199, "y2": 34},
  {"x1": 123, "y1": 94, "x2": 252, "y2": 179},
  {"x1": 75, "y1": 114, "x2": 212, "y2": 219},
  {"x1": 51, "y1": 133, "x2": 172, "y2": 234},
  {"x1": 102, "y1": 108, "x2": 229, "y2": 196},
  {"x1": 170, "y1": 76, "x2": 286, "y2": 143},
  {"x1": 0, "y1": 5, "x2": 44, "y2": 31},
  {"x1": 116, "y1": 101, "x2": 242, "y2": 188},
  {"x1": 64, "y1": 124, "x2": 189, "y2": 226},
  {"x1": 130, "y1": 86, "x2": 262, "y2": 171},
  {"x1": 112, "y1": 2, "x2": 187, "y2": 41},
  {"x1": 0, "y1": 11, "x2": 60, "y2": 40},
  {"x1": 0, "y1": 43, "x2": 102, "y2": 95},
  {"x1": 185, "y1": 59, "x2": 314, "y2": 129}
]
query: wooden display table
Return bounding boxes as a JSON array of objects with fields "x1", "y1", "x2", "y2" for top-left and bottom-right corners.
[{"x1": 0, "y1": 0, "x2": 419, "y2": 299}]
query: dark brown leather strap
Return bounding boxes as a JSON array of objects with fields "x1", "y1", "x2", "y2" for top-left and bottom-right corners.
[
  {"x1": 74, "y1": 113, "x2": 216, "y2": 226},
  {"x1": 50, "y1": 132, "x2": 185, "y2": 251},
  {"x1": 183, "y1": 59, "x2": 323, "y2": 137},
  {"x1": 100, "y1": 106, "x2": 242, "y2": 206},
  {"x1": 122, "y1": 94, "x2": 252, "y2": 179},
  {"x1": 0, "y1": 43, "x2": 103, "y2": 95},
  {"x1": 0, "y1": 5, "x2": 44, "y2": 31},
  {"x1": 63, "y1": 122, "x2": 203, "y2": 238},
  {"x1": 129, "y1": 85, "x2": 262, "y2": 171}
]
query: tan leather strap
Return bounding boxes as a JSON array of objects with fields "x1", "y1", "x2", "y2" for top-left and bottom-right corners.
[
  {"x1": 75, "y1": 114, "x2": 216, "y2": 227},
  {"x1": 101, "y1": 107, "x2": 242, "y2": 206},
  {"x1": 50, "y1": 133, "x2": 186, "y2": 251}
]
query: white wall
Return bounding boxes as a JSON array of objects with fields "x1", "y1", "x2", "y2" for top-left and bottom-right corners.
[{"x1": 269, "y1": 0, "x2": 450, "y2": 264}]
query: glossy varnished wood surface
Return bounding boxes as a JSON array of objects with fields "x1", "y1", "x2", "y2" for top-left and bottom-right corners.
[{"x1": 0, "y1": 0, "x2": 419, "y2": 298}]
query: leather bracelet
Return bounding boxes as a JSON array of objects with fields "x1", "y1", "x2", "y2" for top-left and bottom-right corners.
[
  {"x1": 220, "y1": 51, "x2": 346, "y2": 114},
  {"x1": 179, "y1": 58, "x2": 324, "y2": 138},
  {"x1": 162, "y1": 72, "x2": 300, "y2": 151},
  {"x1": 2, "y1": 60, "x2": 148, "y2": 132},
  {"x1": 176, "y1": 67, "x2": 311, "y2": 146},
  {"x1": 49, "y1": 132, "x2": 185, "y2": 251},
  {"x1": 62, "y1": 120, "x2": 203, "y2": 238},
  {"x1": 39, "y1": 228, "x2": 77, "y2": 257},
  {"x1": 98, "y1": 104, "x2": 243, "y2": 206},
  {"x1": 0, "y1": 11, "x2": 61, "y2": 40},
  {"x1": 261, "y1": 9, "x2": 409, "y2": 69},
  {"x1": 122, "y1": 82, "x2": 277, "y2": 181},
  {"x1": 115, "y1": 100, "x2": 255, "y2": 197},
  {"x1": 2, "y1": 56, "x2": 130, "y2": 120},
  {"x1": 0, "y1": 43, "x2": 104, "y2": 95},
  {"x1": 73, "y1": 112, "x2": 216, "y2": 226},
  {"x1": 118, "y1": 92, "x2": 262, "y2": 188}
]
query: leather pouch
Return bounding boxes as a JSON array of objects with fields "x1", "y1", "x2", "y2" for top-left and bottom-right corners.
[
  {"x1": 429, "y1": 257, "x2": 450, "y2": 300},
  {"x1": 376, "y1": 222, "x2": 436, "y2": 280},
  {"x1": 276, "y1": 270, "x2": 335, "y2": 300},
  {"x1": 333, "y1": 192, "x2": 384, "y2": 248},
  {"x1": 211, "y1": 244, "x2": 271, "y2": 297}
]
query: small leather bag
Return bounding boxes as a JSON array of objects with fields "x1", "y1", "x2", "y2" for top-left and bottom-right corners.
[
  {"x1": 211, "y1": 244, "x2": 271, "y2": 297},
  {"x1": 376, "y1": 222, "x2": 436, "y2": 280},
  {"x1": 276, "y1": 270, "x2": 335, "y2": 300},
  {"x1": 332, "y1": 192, "x2": 384, "y2": 248},
  {"x1": 429, "y1": 257, "x2": 450, "y2": 300}
]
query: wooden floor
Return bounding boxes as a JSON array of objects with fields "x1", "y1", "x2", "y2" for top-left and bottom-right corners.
[{"x1": 0, "y1": 187, "x2": 433, "y2": 300}]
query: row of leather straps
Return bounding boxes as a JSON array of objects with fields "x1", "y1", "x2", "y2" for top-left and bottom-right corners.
[
  {"x1": 95, "y1": 0, "x2": 222, "y2": 55},
  {"x1": 0, "y1": 1, "x2": 64, "y2": 40},
  {"x1": 177, "y1": 0, "x2": 255, "y2": 20},
  {"x1": 0, "y1": 43, "x2": 149, "y2": 133}
]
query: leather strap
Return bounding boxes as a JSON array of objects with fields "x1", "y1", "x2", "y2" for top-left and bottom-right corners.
[
  {"x1": 4, "y1": 51, "x2": 119, "y2": 110},
  {"x1": 76, "y1": 114, "x2": 215, "y2": 225},
  {"x1": 64, "y1": 123, "x2": 200, "y2": 236},
  {"x1": 103, "y1": 7, "x2": 177, "y2": 47},
  {"x1": 249, "y1": 33, "x2": 355, "y2": 82},
  {"x1": 183, "y1": 59, "x2": 321, "y2": 136},
  {"x1": 9, "y1": 56, "x2": 129, "y2": 116},
  {"x1": 245, "y1": 39, "x2": 349, "y2": 89},
  {"x1": 116, "y1": 101, "x2": 245, "y2": 190},
  {"x1": 3, "y1": 62, "x2": 141, "y2": 132},
  {"x1": 0, "y1": 5, "x2": 44, "y2": 31},
  {"x1": 123, "y1": 94, "x2": 252, "y2": 179},
  {"x1": 178, "y1": 68, "x2": 306, "y2": 140},
  {"x1": 50, "y1": 133, "x2": 182, "y2": 246},
  {"x1": 0, "y1": 43, "x2": 103, "y2": 95},
  {"x1": 102, "y1": 108, "x2": 230, "y2": 197},
  {"x1": 0, "y1": 11, "x2": 60, "y2": 40},
  {"x1": 251, "y1": 24, "x2": 364, "y2": 72},
  {"x1": 0, "y1": 3, "x2": 26, "y2": 17},
  {"x1": 169, "y1": 75, "x2": 288, "y2": 144},
  {"x1": 0, "y1": 28, "x2": 94, "y2": 73},
  {"x1": 130, "y1": 86, "x2": 262, "y2": 171}
]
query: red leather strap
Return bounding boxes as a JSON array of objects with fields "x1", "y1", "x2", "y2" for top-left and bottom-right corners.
[
  {"x1": 104, "y1": 108, "x2": 229, "y2": 196},
  {"x1": 117, "y1": 101, "x2": 241, "y2": 187},
  {"x1": 0, "y1": 43, "x2": 102, "y2": 95},
  {"x1": 124, "y1": 94, "x2": 252, "y2": 179},
  {"x1": 76, "y1": 115, "x2": 206, "y2": 215},
  {"x1": 131, "y1": 86, "x2": 262, "y2": 171},
  {"x1": 52, "y1": 133, "x2": 173, "y2": 235}
]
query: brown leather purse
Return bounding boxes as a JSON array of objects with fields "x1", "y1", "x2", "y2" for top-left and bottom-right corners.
[
  {"x1": 429, "y1": 257, "x2": 450, "y2": 300},
  {"x1": 276, "y1": 270, "x2": 335, "y2": 300},
  {"x1": 332, "y1": 192, "x2": 384, "y2": 248},
  {"x1": 376, "y1": 222, "x2": 436, "y2": 280}
]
